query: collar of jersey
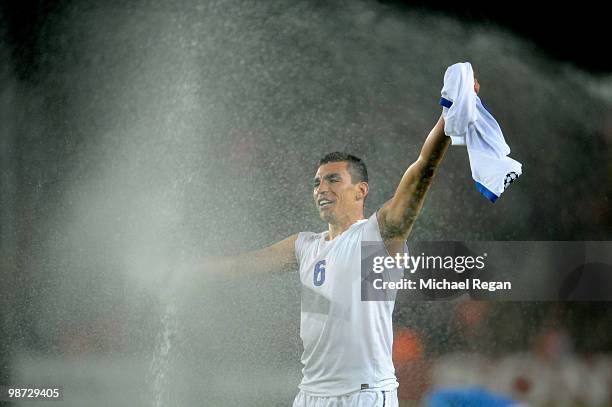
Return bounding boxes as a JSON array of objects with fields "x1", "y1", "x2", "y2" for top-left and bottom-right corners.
[{"x1": 322, "y1": 218, "x2": 367, "y2": 242}]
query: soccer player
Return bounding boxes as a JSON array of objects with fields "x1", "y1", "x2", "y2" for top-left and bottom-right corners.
[{"x1": 198, "y1": 79, "x2": 481, "y2": 406}]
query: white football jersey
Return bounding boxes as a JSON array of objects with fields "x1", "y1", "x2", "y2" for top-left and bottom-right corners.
[{"x1": 294, "y1": 212, "x2": 399, "y2": 396}]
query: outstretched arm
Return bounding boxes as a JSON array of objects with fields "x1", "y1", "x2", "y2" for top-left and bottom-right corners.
[
  {"x1": 204, "y1": 234, "x2": 299, "y2": 277},
  {"x1": 168, "y1": 234, "x2": 298, "y2": 294},
  {"x1": 377, "y1": 114, "x2": 450, "y2": 243}
]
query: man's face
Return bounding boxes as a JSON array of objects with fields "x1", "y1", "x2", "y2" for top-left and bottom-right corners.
[{"x1": 313, "y1": 161, "x2": 366, "y2": 223}]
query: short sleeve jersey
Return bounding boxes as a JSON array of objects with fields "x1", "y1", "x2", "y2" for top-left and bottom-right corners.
[{"x1": 294, "y1": 212, "x2": 399, "y2": 396}]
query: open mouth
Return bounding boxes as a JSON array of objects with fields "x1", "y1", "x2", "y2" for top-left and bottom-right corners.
[{"x1": 318, "y1": 198, "x2": 335, "y2": 209}]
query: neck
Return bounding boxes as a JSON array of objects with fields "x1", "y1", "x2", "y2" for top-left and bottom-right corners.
[{"x1": 327, "y1": 212, "x2": 365, "y2": 240}]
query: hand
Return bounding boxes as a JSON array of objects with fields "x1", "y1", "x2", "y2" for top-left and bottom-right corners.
[{"x1": 474, "y1": 77, "x2": 480, "y2": 95}]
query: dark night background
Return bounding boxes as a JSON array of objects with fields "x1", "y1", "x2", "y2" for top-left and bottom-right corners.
[
  {"x1": 3, "y1": 1, "x2": 611, "y2": 75},
  {"x1": 0, "y1": 1, "x2": 610, "y2": 406}
]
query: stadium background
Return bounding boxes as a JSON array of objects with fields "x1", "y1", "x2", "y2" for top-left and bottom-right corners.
[{"x1": 1, "y1": 0, "x2": 610, "y2": 406}]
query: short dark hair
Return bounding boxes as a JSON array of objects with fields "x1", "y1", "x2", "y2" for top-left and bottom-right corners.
[{"x1": 318, "y1": 152, "x2": 368, "y2": 184}]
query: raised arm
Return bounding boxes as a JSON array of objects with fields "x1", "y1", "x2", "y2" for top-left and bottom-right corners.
[
  {"x1": 377, "y1": 114, "x2": 449, "y2": 242},
  {"x1": 377, "y1": 77, "x2": 480, "y2": 243}
]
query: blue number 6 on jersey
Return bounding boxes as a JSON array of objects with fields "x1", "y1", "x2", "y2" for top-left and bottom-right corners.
[{"x1": 313, "y1": 260, "x2": 326, "y2": 286}]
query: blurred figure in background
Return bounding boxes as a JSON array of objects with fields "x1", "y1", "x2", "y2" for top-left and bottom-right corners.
[{"x1": 425, "y1": 387, "x2": 530, "y2": 407}]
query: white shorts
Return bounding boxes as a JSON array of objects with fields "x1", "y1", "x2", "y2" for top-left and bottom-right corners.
[{"x1": 292, "y1": 389, "x2": 399, "y2": 407}]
